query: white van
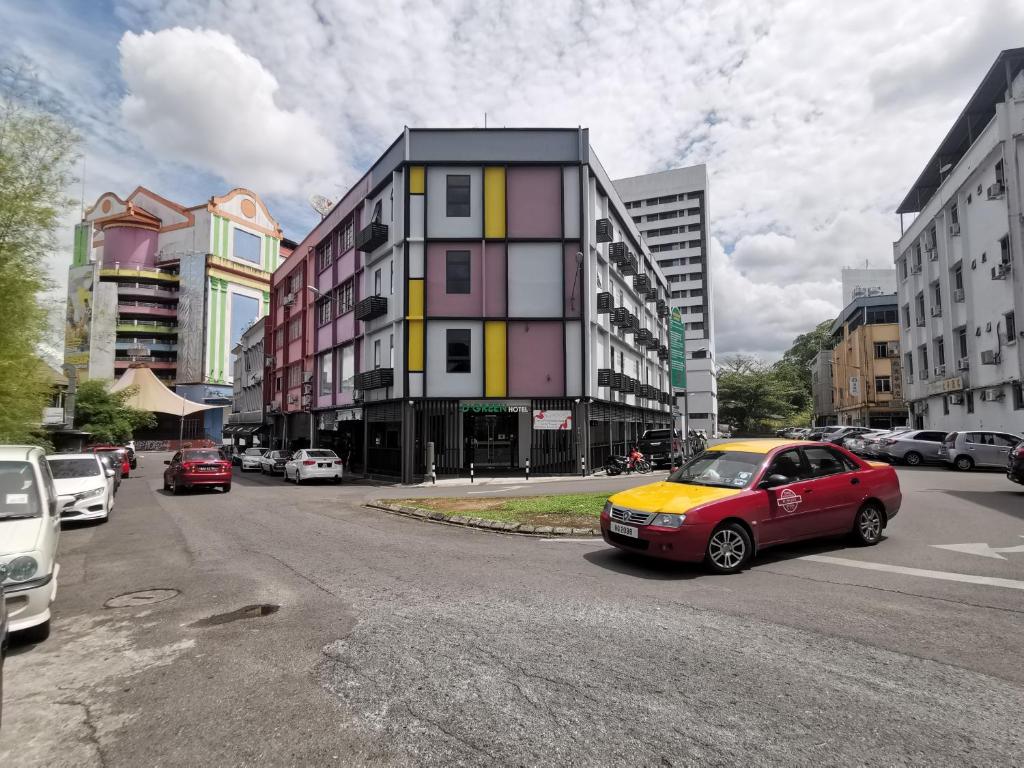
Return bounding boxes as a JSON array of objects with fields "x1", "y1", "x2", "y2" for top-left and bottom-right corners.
[{"x1": 0, "y1": 446, "x2": 68, "y2": 642}]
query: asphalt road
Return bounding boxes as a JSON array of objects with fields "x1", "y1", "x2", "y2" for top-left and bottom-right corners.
[{"x1": 2, "y1": 454, "x2": 1023, "y2": 766}]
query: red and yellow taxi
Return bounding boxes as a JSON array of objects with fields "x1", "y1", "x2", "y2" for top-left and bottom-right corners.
[{"x1": 601, "y1": 439, "x2": 901, "y2": 573}]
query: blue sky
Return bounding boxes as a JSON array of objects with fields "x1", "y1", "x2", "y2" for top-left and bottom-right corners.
[{"x1": 4, "y1": 0, "x2": 1021, "y2": 358}]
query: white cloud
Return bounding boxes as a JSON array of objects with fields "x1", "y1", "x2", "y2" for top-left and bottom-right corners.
[{"x1": 118, "y1": 27, "x2": 336, "y2": 195}]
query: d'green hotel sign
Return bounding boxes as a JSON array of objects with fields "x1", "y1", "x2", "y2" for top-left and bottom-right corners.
[{"x1": 669, "y1": 307, "x2": 687, "y2": 390}]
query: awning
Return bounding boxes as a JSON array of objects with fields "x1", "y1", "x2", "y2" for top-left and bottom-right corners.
[{"x1": 110, "y1": 364, "x2": 219, "y2": 416}]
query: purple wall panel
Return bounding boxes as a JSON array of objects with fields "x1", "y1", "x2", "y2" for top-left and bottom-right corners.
[
  {"x1": 316, "y1": 323, "x2": 333, "y2": 351},
  {"x1": 426, "y1": 242, "x2": 483, "y2": 316},
  {"x1": 507, "y1": 167, "x2": 562, "y2": 239},
  {"x1": 102, "y1": 226, "x2": 158, "y2": 268},
  {"x1": 337, "y1": 249, "x2": 356, "y2": 283},
  {"x1": 507, "y1": 321, "x2": 564, "y2": 397},
  {"x1": 563, "y1": 243, "x2": 582, "y2": 318},
  {"x1": 483, "y1": 242, "x2": 506, "y2": 317},
  {"x1": 335, "y1": 311, "x2": 355, "y2": 343}
]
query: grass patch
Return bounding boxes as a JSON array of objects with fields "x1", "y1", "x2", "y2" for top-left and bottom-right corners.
[{"x1": 392, "y1": 492, "x2": 610, "y2": 529}]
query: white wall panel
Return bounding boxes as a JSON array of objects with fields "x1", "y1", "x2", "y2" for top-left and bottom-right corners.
[{"x1": 508, "y1": 243, "x2": 562, "y2": 317}]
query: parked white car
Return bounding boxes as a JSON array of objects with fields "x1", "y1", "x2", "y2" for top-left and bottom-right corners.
[
  {"x1": 46, "y1": 453, "x2": 114, "y2": 523},
  {"x1": 259, "y1": 450, "x2": 292, "y2": 475},
  {"x1": 240, "y1": 447, "x2": 268, "y2": 472},
  {"x1": 0, "y1": 446, "x2": 69, "y2": 643},
  {"x1": 284, "y1": 449, "x2": 343, "y2": 484}
]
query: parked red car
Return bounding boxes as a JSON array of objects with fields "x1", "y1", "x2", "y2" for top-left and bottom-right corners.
[
  {"x1": 602, "y1": 439, "x2": 902, "y2": 573},
  {"x1": 162, "y1": 448, "x2": 232, "y2": 494},
  {"x1": 91, "y1": 446, "x2": 131, "y2": 478}
]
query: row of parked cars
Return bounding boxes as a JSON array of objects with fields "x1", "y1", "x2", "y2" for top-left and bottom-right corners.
[
  {"x1": 778, "y1": 425, "x2": 1024, "y2": 480},
  {"x1": 236, "y1": 447, "x2": 345, "y2": 484}
]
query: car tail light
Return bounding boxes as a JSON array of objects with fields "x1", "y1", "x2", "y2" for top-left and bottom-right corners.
[
  {"x1": 303, "y1": 460, "x2": 316, "y2": 466},
  {"x1": 1014, "y1": 445, "x2": 1024, "y2": 458}
]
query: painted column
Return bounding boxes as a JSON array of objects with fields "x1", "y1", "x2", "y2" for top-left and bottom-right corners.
[
  {"x1": 218, "y1": 281, "x2": 229, "y2": 382},
  {"x1": 207, "y1": 276, "x2": 218, "y2": 381}
]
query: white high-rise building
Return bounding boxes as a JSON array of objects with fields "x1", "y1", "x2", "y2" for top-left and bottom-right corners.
[
  {"x1": 614, "y1": 166, "x2": 717, "y2": 434},
  {"x1": 894, "y1": 48, "x2": 1024, "y2": 432}
]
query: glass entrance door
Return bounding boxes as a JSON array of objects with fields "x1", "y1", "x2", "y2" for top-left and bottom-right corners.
[{"x1": 466, "y1": 413, "x2": 517, "y2": 468}]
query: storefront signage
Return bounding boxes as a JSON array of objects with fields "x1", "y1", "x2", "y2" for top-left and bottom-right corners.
[
  {"x1": 459, "y1": 401, "x2": 528, "y2": 414},
  {"x1": 669, "y1": 308, "x2": 686, "y2": 390},
  {"x1": 336, "y1": 407, "x2": 363, "y2": 422},
  {"x1": 533, "y1": 410, "x2": 572, "y2": 430},
  {"x1": 849, "y1": 376, "x2": 860, "y2": 397},
  {"x1": 927, "y1": 376, "x2": 964, "y2": 396}
]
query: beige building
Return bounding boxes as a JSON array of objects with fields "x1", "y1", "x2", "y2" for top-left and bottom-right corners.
[{"x1": 830, "y1": 295, "x2": 908, "y2": 429}]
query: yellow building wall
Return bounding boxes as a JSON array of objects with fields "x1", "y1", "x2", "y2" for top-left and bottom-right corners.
[
  {"x1": 484, "y1": 321, "x2": 507, "y2": 397},
  {"x1": 832, "y1": 322, "x2": 902, "y2": 414},
  {"x1": 407, "y1": 278, "x2": 425, "y2": 372},
  {"x1": 484, "y1": 167, "x2": 506, "y2": 239}
]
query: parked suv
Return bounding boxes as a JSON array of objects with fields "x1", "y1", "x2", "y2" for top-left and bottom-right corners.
[
  {"x1": 879, "y1": 429, "x2": 948, "y2": 466},
  {"x1": 940, "y1": 431, "x2": 1024, "y2": 471}
]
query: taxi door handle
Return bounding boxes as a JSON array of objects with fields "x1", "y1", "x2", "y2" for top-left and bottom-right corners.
[{"x1": 800, "y1": 487, "x2": 813, "y2": 494}]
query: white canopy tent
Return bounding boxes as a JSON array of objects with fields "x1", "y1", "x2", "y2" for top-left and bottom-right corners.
[{"x1": 110, "y1": 364, "x2": 219, "y2": 416}]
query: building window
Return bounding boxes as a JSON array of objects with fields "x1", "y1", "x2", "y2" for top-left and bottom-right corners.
[
  {"x1": 373, "y1": 339, "x2": 381, "y2": 370},
  {"x1": 390, "y1": 262, "x2": 394, "y2": 295},
  {"x1": 901, "y1": 304, "x2": 910, "y2": 328},
  {"x1": 899, "y1": 258, "x2": 907, "y2": 281},
  {"x1": 317, "y1": 297, "x2": 332, "y2": 326},
  {"x1": 289, "y1": 272, "x2": 303, "y2": 294},
  {"x1": 956, "y1": 326, "x2": 968, "y2": 360},
  {"x1": 446, "y1": 329, "x2": 471, "y2": 373},
  {"x1": 233, "y1": 228, "x2": 262, "y2": 265},
  {"x1": 932, "y1": 282, "x2": 941, "y2": 310},
  {"x1": 316, "y1": 239, "x2": 334, "y2": 272},
  {"x1": 374, "y1": 268, "x2": 382, "y2": 297},
  {"x1": 445, "y1": 250, "x2": 471, "y2": 294},
  {"x1": 934, "y1": 336, "x2": 945, "y2": 367},
  {"x1": 995, "y1": 158, "x2": 1005, "y2": 185},
  {"x1": 966, "y1": 390, "x2": 974, "y2": 414},
  {"x1": 446, "y1": 174, "x2": 471, "y2": 217},
  {"x1": 389, "y1": 333, "x2": 394, "y2": 368},
  {"x1": 953, "y1": 262, "x2": 963, "y2": 292},
  {"x1": 371, "y1": 199, "x2": 383, "y2": 223},
  {"x1": 875, "y1": 376, "x2": 892, "y2": 393},
  {"x1": 318, "y1": 352, "x2": 332, "y2": 396},
  {"x1": 950, "y1": 203, "x2": 959, "y2": 229},
  {"x1": 336, "y1": 280, "x2": 354, "y2": 314},
  {"x1": 904, "y1": 352, "x2": 913, "y2": 378},
  {"x1": 1013, "y1": 381, "x2": 1024, "y2": 411},
  {"x1": 275, "y1": 328, "x2": 283, "y2": 349},
  {"x1": 289, "y1": 317, "x2": 302, "y2": 340},
  {"x1": 1006, "y1": 311, "x2": 1017, "y2": 343},
  {"x1": 918, "y1": 344, "x2": 929, "y2": 374},
  {"x1": 914, "y1": 292, "x2": 925, "y2": 325},
  {"x1": 341, "y1": 220, "x2": 354, "y2": 251},
  {"x1": 873, "y1": 342, "x2": 888, "y2": 359},
  {"x1": 288, "y1": 364, "x2": 301, "y2": 388},
  {"x1": 1000, "y1": 235, "x2": 1010, "y2": 264}
]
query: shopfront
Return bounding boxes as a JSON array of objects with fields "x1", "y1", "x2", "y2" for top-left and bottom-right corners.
[{"x1": 460, "y1": 401, "x2": 530, "y2": 470}]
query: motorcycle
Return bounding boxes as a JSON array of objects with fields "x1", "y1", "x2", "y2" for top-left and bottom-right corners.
[{"x1": 604, "y1": 449, "x2": 652, "y2": 476}]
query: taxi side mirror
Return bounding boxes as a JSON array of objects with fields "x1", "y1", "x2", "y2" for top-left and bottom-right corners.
[
  {"x1": 164, "y1": 460, "x2": 171, "y2": 465},
  {"x1": 759, "y1": 474, "x2": 790, "y2": 489}
]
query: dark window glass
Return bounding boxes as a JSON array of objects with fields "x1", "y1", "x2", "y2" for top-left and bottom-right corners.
[
  {"x1": 766, "y1": 449, "x2": 806, "y2": 481},
  {"x1": 47, "y1": 458, "x2": 101, "y2": 478},
  {"x1": 803, "y1": 447, "x2": 850, "y2": 477},
  {"x1": 446, "y1": 251, "x2": 471, "y2": 294},
  {"x1": 446, "y1": 329, "x2": 471, "y2": 373},
  {"x1": 233, "y1": 228, "x2": 262, "y2": 264},
  {"x1": 446, "y1": 175, "x2": 471, "y2": 217},
  {"x1": 669, "y1": 450, "x2": 763, "y2": 489},
  {"x1": 182, "y1": 450, "x2": 223, "y2": 461}
]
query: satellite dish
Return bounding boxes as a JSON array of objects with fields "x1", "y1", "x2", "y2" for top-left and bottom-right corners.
[{"x1": 308, "y1": 194, "x2": 334, "y2": 218}]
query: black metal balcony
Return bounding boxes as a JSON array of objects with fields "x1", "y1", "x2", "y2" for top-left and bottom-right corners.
[
  {"x1": 658, "y1": 345, "x2": 669, "y2": 360},
  {"x1": 355, "y1": 221, "x2": 389, "y2": 252},
  {"x1": 636, "y1": 328, "x2": 654, "y2": 347},
  {"x1": 620, "y1": 253, "x2": 638, "y2": 276},
  {"x1": 645, "y1": 287, "x2": 658, "y2": 303},
  {"x1": 596, "y1": 292, "x2": 613, "y2": 313},
  {"x1": 596, "y1": 218, "x2": 613, "y2": 243},
  {"x1": 656, "y1": 300, "x2": 669, "y2": 318},
  {"x1": 597, "y1": 368, "x2": 612, "y2": 386},
  {"x1": 610, "y1": 372, "x2": 626, "y2": 391},
  {"x1": 622, "y1": 313, "x2": 638, "y2": 334},
  {"x1": 608, "y1": 242, "x2": 627, "y2": 265},
  {"x1": 646, "y1": 334, "x2": 661, "y2": 350},
  {"x1": 632, "y1": 379, "x2": 643, "y2": 396},
  {"x1": 610, "y1": 307, "x2": 630, "y2": 328},
  {"x1": 354, "y1": 367, "x2": 394, "y2": 390},
  {"x1": 633, "y1": 274, "x2": 651, "y2": 293},
  {"x1": 354, "y1": 295, "x2": 388, "y2": 321}
]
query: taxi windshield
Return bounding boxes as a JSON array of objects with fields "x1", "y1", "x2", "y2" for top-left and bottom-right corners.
[{"x1": 668, "y1": 450, "x2": 764, "y2": 489}]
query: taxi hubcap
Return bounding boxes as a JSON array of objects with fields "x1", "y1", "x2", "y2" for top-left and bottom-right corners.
[{"x1": 709, "y1": 530, "x2": 745, "y2": 569}]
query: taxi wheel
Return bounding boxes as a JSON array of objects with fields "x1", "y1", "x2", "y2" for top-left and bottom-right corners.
[
  {"x1": 851, "y1": 503, "x2": 884, "y2": 546},
  {"x1": 704, "y1": 523, "x2": 751, "y2": 574}
]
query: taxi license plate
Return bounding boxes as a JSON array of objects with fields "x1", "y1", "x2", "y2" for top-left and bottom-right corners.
[{"x1": 610, "y1": 521, "x2": 638, "y2": 538}]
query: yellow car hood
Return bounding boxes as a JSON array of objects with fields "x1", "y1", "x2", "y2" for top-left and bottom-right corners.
[{"x1": 609, "y1": 481, "x2": 743, "y2": 514}]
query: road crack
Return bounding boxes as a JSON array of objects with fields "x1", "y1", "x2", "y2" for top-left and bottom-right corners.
[{"x1": 57, "y1": 698, "x2": 107, "y2": 767}]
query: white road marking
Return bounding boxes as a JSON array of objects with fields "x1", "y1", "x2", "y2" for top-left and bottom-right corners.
[
  {"x1": 539, "y1": 537, "x2": 604, "y2": 544},
  {"x1": 467, "y1": 485, "x2": 524, "y2": 494},
  {"x1": 801, "y1": 555, "x2": 1024, "y2": 591},
  {"x1": 931, "y1": 536, "x2": 1024, "y2": 560}
]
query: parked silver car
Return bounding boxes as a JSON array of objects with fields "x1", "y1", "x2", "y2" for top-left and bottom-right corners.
[
  {"x1": 851, "y1": 428, "x2": 912, "y2": 458},
  {"x1": 939, "y1": 431, "x2": 1024, "y2": 471},
  {"x1": 879, "y1": 429, "x2": 949, "y2": 466}
]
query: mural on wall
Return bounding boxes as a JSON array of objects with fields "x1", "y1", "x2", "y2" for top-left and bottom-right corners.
[{"x1": 64, "y1": 265, "x2": 94, "y2": 373}]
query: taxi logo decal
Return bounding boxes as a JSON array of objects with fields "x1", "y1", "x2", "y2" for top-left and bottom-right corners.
[{"x1": 779, "y1": 488, "x2": 802, "y2": 513}]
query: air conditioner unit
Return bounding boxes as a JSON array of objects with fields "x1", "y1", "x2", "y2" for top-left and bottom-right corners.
[
  {"x1": 991, "y1": 263, "x2": 1011, "y2": 280},
  {"x1": 910, "y1": 262, "x2": 922, "y2": 274},
  {"x1": 886, "y1": 343, "x2": 899, "y2": 358},
  {"x1": 986, "y1": 182, "x2": 1005, "y2": 199},
  {"x1": 949, "y1": 223, "x2": 960, "y2": 236},
  {"x1": 953, "y1": 288, "x2": 964, "y2": 302},
  {"x1": 981, "y1": 387, "x2": 1005, "y2": 401},
  {"x1": 957, "y1": 357, "x2": 970, "y2": 371},
  {"x1": 933, "y1": 364, "x2": 946, "y2": 378},
  {"x1": 980, "y1": 349, "x2": 1001, "y2": 365},
  {"x1": 302, "y1": 371, "x2": 313, "y2": 383},
  {"x1": 930, "y1": 305, "x2": 942, "y2": 317},
  {"x1": 282, "y1": 293, "x2": 295, "y2": 306},
  {"x1": 926, "y1": 248, "x2": 938, "y2": 261},
  {"x1": 947, "y1": 393, "x2": 964, "y2": 405}
]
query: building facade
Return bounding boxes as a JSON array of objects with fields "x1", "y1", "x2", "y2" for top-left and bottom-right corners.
[
  {"x1": 894, "y1": 49, "x2": 1024, "y2": 432},
  {"x1": 282, "y1": 128, "x2": 675, "y2": 481},
  {"x1": 810, "y1": 349, "x2": 835, "y2": 426},
  {"x1": 840, "y1": 267, "x2": 897, "y2": 305},
  {"x1": 225, "y1": 316, "x2": 265, "y2": 449},
  {"x1": 829, "y1": 295, "x2": 906, "y2": 429},
  {"x1": 613, "y1": 166, "x2": 717, "y2": 435},
  {"x1": 64, "y1": 186, "x2": 290, "y2": 440}
]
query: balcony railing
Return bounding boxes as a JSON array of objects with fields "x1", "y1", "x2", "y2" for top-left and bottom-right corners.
[
  {"x1": 633, "y1": 274, "x2": 651, "y2": 294},
  {"x1": 610, "y1": 307, "x2": 630, "y2": 328},
  {"x1": 622, "y1": 313, "x2": 638, "y2": 335},
  {"x1": 597, "y1": 368, "x2": 612, "y2": 386},
  {"x1": 645, "y1": 288, "x2": 658, "y2": 303},
  {"x1": 596, "y1": 218, "x2": 613, "y2": 243},
  {"x1": 658, "y1": 345, "x2": 669, "y2": 360},
  {"x1": 656, "y1": 300, "x2": 669, "y2": 318},
  {"x1": 355, "y1": 222, "x2": 389, "y2": 253},
  {"x1": 608, "y1": 242, "x2": 627, "y2": 265},
  {"x1": 635, "y1": 328, "x2": 654, "y2": 347},
  {"x1": 354, "y1": 295, "x2": 388, "y2": 322},
  {"x1": 354, "y1": 367, "x2": 394, "y2": 390},
  {"x1": 620, "y1": 253, "x2": 638, "y2": 276},
  {"x1": 596, "y1": 292, "x2": 613, "y2": 313}
]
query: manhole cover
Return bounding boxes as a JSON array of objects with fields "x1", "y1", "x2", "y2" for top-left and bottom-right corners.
[
  {"x1": 105, "y1": 588, "x2": 180, "y2": 608},
  {"x1": 190, "y1": 603, "x2": 280, "y2": 628}
]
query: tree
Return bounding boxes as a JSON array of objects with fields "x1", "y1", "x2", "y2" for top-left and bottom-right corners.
[
  {"x1": 0, "y1": 66, "x2": 79, "y2": 444},
  {"x1": 717, "y1": 355, "x2": 805, "y2": 433},
  {"x1": 777, "y1": 319, "x2": 835, "y2": 393},
  {"x1": 74, "y1": 380, "x2": 156, "y2": 444}
]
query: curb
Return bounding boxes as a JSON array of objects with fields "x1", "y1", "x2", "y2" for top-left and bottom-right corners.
[{"x1": 367, "y1": 503, "x2": 599, "y2": 537}]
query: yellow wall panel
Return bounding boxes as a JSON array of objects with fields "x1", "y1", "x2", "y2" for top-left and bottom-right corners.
[
  {"x1": 484, "y1": 167, "x2": 506, "y2": 239},
  {"x1": 407, "y1": 278, "x2": 424, "y2": 319},
  {"x1": 409, "y1": 166, "x2": 425, "y2": 195},
  {"x1": 484, "y1": 320, "x2": 507, "y2": 397},
  {"x1": 408, "y1": 320, "x2": 424, "y2": 372}
]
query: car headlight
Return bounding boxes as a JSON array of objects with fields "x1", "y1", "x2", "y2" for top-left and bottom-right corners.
[
  {"x1": 603, "y1": 501, "x2": 613, "y2": 516},
  {"x1": 75, "y1": 486, "x2": 105, "y2": 501},
  {"x1": 6, "y1": 555, "x2": 39, "y2": 582},
  {"x1": 651, "y1": 513, "x2": 686, "y2": 528}
]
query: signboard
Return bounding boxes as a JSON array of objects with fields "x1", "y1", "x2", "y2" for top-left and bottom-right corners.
[
  {"x1": 849, "y1": 376, "x2": 860, "y2": 397},
  {"x1": 669, "y1": 307, "x2": 686, "y2": 390},
  {"x1": 927, "y1": 376, "x2": 964, "y2": 396},
  {"x1": 459, "y1": 401, "x2": 529, "y2": 414},
  {"x1": 533, "y1": 410, "x2": 572, "y2": 430},
  {"x1": 337, "y1": 407, "x2": 363, "y2": 422}
]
